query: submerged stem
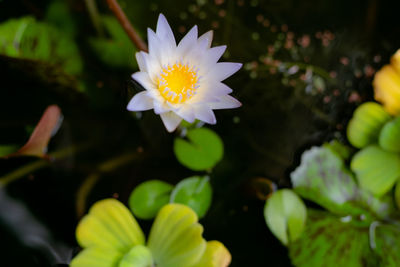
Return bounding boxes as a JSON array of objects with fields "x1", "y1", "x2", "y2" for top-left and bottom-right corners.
[{"x1": 106, "y1": 0, "x2": 148, "y2": 52}]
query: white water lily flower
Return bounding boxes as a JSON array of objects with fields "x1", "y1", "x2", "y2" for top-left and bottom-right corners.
[{"x1": 127, "y1": 14, "x2": 242, "y2": 132}]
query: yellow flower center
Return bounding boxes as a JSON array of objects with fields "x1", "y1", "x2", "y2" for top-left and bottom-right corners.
[{"x1": 158, "y1": 62, "x2": 199, "y2": 104}]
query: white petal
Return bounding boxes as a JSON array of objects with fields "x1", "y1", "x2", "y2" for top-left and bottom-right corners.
[
  {"x1": 198, "y1": 30, "x2": 213, "y2": 48},
  {"x1": 175, "y1": 106, "x2": 195, "y2": 123},
  {"x1": 132, "y1": 72, "x2": 155, "y2": 90},
  {"x1": 147, "y1": 28, "x2": 162, "y2": 59},
  {"x1": 127, "y1": 91, "x2": 154, "y2": 111},
  {"x1": 156, "y1": 14, "x2": 176, "y2": 46},
  {"x1": 160, "y1": 112, "x2": 182, "y2": 132},
  {"x1": 199, "y1": 45, "x2": 226, "y2": 71},
  {"x1": 194, "y1": 106, "x2": 216, "y2": 124},
  {"x1": 208, "y1": 62, "x2": 242, "y2": 82},
  {"x1": 153, "y1": 100, "x2": 170, "y2": 114},
  {"x1": 209, "y1": 95, "x2": 242, "y2": 110},
  {"x1": 212, "y1": 82, "x2": 233, "y2": 95},
  {"x1": 177, "y1": 26, "x2": 198, "y2": 56},
  {"x1": 135, "y1": 51, "x2": 148, "y2": 72}
]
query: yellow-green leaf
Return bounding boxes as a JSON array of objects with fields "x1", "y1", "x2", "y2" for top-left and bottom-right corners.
[
  {"x1": 147, "y1": 204, "x2": 206, "y2": 267},
  {"x1": 347, "y1": 102, "x2": 391, "y2": 149},
  {"x1": 264, "y1": 189, "x2": 307, "y2": 246},
  {"x1": 70, "y1": 247, "x2": 122, "y2": 267},
  {"x1": 192, "y1": 241, "x2": 231, "y2": 267},
  {"x1": 119, "y1": 245, "x2": 154, "y2": 267},
  {"x1": 379, "y1": 116, "x2": 400, "y2": 152},
  {"x1": 76, "y1": 199, "x2": 145, "y2": 253}
]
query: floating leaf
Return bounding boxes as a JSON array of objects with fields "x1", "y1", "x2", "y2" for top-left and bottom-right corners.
[
  {"x1": 119, "y1": 245, "x2": 154, "y2": 267},
  {"x1": 0, "y1": 16, "x2": 83, "y2": 76},
  {"x1": 76, "y1": 199, "x2": 145, "y2": 253},
  {"x1": 13, "y1": 105, "x2": 62, "y2": 157},
  {"x1": 379, "y1": 117, "x2": 400, "y2": 152},
  {"x1": 291, "y1": 146, "x2": 362, "y2": 215},
  {"x1": 174, "y1": 128, "x2": 224, "y2": 171},
  {"x1": 70, "y1": 247, "x2": 123, "y2": 267},
  {"x1": 264, "y1": 189, "x2": 307, "y2": 245},
  {"x1": 192, "y1": 241, "x2": 231, "y2": 267},
  {"x1": 351, "y1": 145, "x2": 400, "y2": 196},
  {"x1": 170, "y1": 176, "x2": 212, "y2": 218},
  {"x1": 129, "y1": 180, "x2": 173, "y2": 220},
  {"x1": 347, "y1": 102, "x2": 391, "y2": 149},
  {"x1": 147, "y1": 204, "x2": 206, "y2": 267},
  {"x1": 88, "y1": 16, "x2": 137, "y2": 69},
  {"x1": 289, "y1": 209, "x2": 379, "y2": 267}
]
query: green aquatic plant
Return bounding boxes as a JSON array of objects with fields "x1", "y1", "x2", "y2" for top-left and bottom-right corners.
[{"x1": 71, "y1": 199, "x2": 231, "y2": 267}]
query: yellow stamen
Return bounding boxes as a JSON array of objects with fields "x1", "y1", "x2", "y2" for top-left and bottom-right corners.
[{"x1": 158, "y1": 62, "x2": 199, "y2": 104}]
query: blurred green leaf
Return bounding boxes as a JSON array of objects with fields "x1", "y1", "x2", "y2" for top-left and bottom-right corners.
[
  {"x1": 264, "y1": 189, "x2": 307, "y2": 245},
  {"x1": 170, "y1": 176, "x2": 213, "y2": 218},
  {"x1": 379, "y1": 116, "x2": 400, "y2": 152},
  {"x1": 88, "y1": 16, "x2": 137, "y2": 69},
  {"x1": 289, "y1": 209, "x2": 379, "y2": 267},
  {"x1": 395, "y1": 180, "x2": 400, "y2": 209},
  {"x1": 347, "y1": 102, "x2": 391, "y2": 149},
  {"x1": 0, "y1": 16, "x2": 83, "y2": 76},
  {"x1": 174, "y1": 128, "x2": 224, "y2": 171},
  {"x1": 374, "y1": 224, "x2": 400, "y2": 266},
  {"x1": 351, "y1": 145, "x2": 400, "y2": 196},
  {"x1": 129, "y1": 180, "x2": 174, "y2": 220},
  {"x1": 45, "y1": 0, "x2": 76, "y2": 36},
  {"x1": 323, "y1": 140, "x2": 352, "y2": 160},
  {"x1": 70, "y1": 247, "x2": 123, "y2": 267},
  {"x1": 119, "y1": 245, "x2": 154, "y2": 267}
]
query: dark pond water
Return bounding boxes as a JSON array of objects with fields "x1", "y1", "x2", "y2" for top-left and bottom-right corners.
[{"x1": 0, "y1": 0, "x2": 400, "y2": 266}]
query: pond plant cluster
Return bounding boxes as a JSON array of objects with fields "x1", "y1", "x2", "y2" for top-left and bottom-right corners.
[{"x1": 1, "y1": 0, "x2": 400, "y2": 266}]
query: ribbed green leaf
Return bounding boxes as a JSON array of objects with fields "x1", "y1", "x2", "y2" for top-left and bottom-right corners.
[
  {"x1": 379, "y1": 116, "x2": 400, "y2": 152},
  {"x1": 191, "y1": 241, "x2": 231, "y2": 267},
  {"x1": 70, "y1": 247, "x2": 122, "y2": 267},
  {"x1": 119, "y1": 245, "x2": 154, "y2": 267},
  {"x1": 351, "y1": 145, "x2": 400, "y2": 196}
]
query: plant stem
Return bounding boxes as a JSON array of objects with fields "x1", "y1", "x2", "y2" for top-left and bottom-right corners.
[
  {"x1": 0, "y1": 143, "x2": 93, "y2": 186},
  {"x1": 106, "y1": 0, "x2": 148, "y2": 52},
  {"x1": 84, "y1": 0, "x2": 104, "y2": 36}
]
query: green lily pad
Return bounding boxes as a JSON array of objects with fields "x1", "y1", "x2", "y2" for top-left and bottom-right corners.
[
  {"x1": 264, "y1": 189, "x2": 307, "y2": 245},
  {"x1": 379, "y1": 116, "x2": 400, "y2": 152},
  {"x1": 170, "y1": 176, "x2": 213, "y2": 218},
  {"x1": 174, "y1": 128, "x2": 224, "y2": 171},
  {"x1": 351, "y1": 145, "x2": 400, "y2": 196},
  {"x1": 147, "y1": 204, "x2": 206, "y2": 267},
  {"x1": 119, "y1": 245, "x2": 154, "y2": 267},
  {"x1": 289, "y1": 209, "x2": 379, "y2": 267},
  {"x1": 129, "y1": 180, "x2": 174, "y2": 220},
  {"x1": 347, "y1": 102, "x2": 391, "y2": 149},
  {"x1": 291, "y1": 146, "x2": 362, "y2": 215}
]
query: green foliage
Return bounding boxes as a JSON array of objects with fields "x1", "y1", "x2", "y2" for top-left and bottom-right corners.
[
  {"x1": 0, "y1": 16, "x2": 83, "y2": 76},
  {"x1": 129, "y1": 180, "x2": 174, "y2": 220},
  {"x1": 88, "y1": 16, "x2": 137, "y2": 69},
  {"x1": 119, "y1": 245, "x2": 154, "y2": 267},
  {"x1": 351, "y1": 145, "x2": 400, "y2": 196},
  {"x1": 45, "y1": 0, "x2": 76, "y2": 36},
  {"x1": 395, "y1": 180, "x2": 400, "y2": 209},
  {"x1": 174, "y1": 128, "x2": 224, "y2": 171},
  {"x1": 289, "y1": 209, "x2": 379, "y2": 267},
  {"x1": 323, "y1": 140, "x2": 352, "y2": 160},
  {"x1": 170, "y1": 176, "x2": 213, "y2": 219},
  {"x1": 374, "y1": 224, "x2": 400, "y2": 266},
  {"x1": 347, "y1": 102, "x2": 391, "y2": 149},
  {"x1": 379, "y1": 116, "x2": 400, "y2": 152},
  {"x1": 264, "y1": 189, "x2": 307, "y2": 245}
]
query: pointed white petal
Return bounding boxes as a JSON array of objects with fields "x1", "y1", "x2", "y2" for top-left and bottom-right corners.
[
  {"x1": 177, "y1": 26, "x2": 198, "y2": 56},
  {"x1": 194, "y1": 106, "x2": 216, "y2": 124},
  {"x1": 127, "y1": 91, "x2": 154, "y2": 111},
  {"x1": 176, "y1": 106, "x2": 195, "y2": 123},
  {"x1": 135, "y1": 51, "x2": 148, "y2": 72},
  {"x1": 199, "y1": 45, "x2": 226, "y2": 71},
  {"x1": 212, "y1": 82, "x2": 233, "y2": 95},
  {"x1": 132, "y1": 72, "x2": 155, "y2": 90},
  {"x1": 147, "y1": 28, "x2": 162, "y2": 59},
  {"x1": 198, "y1": 30, "x2": 213, "y2": 48},
  {"x1": 208, "y1": 62, "x2": 242, "y2": 81},
  {"x1": 156, "y1": 14, "x2": 176, "y2": 46},
  {"x1": 209, "y1": 95, "x2": 242, "y2": 110},
  {"x1": 160, "y1": 112, "x2": 182, "y2": 132}
]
